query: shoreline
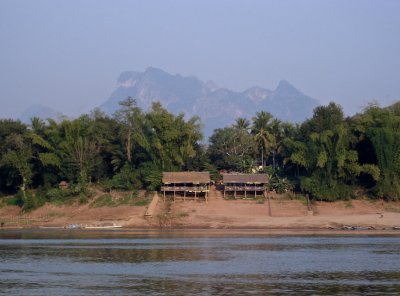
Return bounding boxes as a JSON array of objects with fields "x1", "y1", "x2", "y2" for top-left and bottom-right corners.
[
  {"x1": 2, "y1": 226, "x2": 400, "y2": 237},
  {"x1": 1, "y1": 196, "x2": 400, "y2": 234}
]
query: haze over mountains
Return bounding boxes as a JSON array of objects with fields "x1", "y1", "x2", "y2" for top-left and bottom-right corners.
[
  {"x1": 100, "y1": 67, "x2": 319, "y2": 136},
  {"x1": 19, "y1": 104, "x2": 64, "y2": 124},
  {"x1": 20, "y1": 67, "x2": 319, "y2": 137}
]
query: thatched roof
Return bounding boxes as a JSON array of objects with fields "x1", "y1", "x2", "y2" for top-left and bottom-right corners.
[
  {"x1": 222, "y1": 173, "x2": 268, "y2": 184},
  {"x1": 162, "y1": 172, "x2": 210, "y2": 184}
]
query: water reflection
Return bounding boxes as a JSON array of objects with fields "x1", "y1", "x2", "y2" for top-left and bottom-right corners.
[{"x1": 1, "y1": 231, "x2": 400, "y2": 295}]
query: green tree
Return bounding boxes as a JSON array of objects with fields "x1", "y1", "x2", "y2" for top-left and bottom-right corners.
[
  {"x1": 251, "y1": 111, "x2": 274, "y2": 168},
  {"x1": 114, "y1": 97, "x2": 147, "y2": 164},
  {"x1": 60, "y1": 116, "x2": 100, "y2": 184},
  {"x1": 299, "y1": 103, "x2": 379, "y2": 200},
  {"x1": 0, "y1": 119, "x2": 28, "y2": 193},
  {"x1": 233, "y1": 117, "x2": 250, "y2": 131},
  {"x1": 0, "y1": 133, "x2": 33, "y2": 197},
  {"x1": 354, "y1": 103, "x2": 400, "y2": 199},
  {"x1": 144, "y1": 102, "x2": 202, "y2": 172},
  {"x1": 208, "y1": 126, "x2": 256, "y2": 171},
  {"x1": 28, "y1": 117, "x2": 61, "y2": 187}
]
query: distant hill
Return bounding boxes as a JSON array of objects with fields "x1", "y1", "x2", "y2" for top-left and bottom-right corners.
[
  {"x1": 18, "y1": 68, "x2": 320, "y2": 137},
  {"x1": 19, "y1": 104, "x2": 64, "y2": 124},
  {"x1": 101, "y1": 67, "x2": 319, "y2": 137}
]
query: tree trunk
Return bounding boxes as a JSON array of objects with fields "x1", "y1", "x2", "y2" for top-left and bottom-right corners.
[
  {"x1": 21, "y1": 177, "x2": 27, "y2": 198},
  {"x1": 127, "y1": 130, "x2": 132, "y2": 162},
  {"x1": 261, "y1": 148, "x2": 264, "y2": 169},
  {"x1": 272, "y1": 150, "x2": 276, "y2": 172}
]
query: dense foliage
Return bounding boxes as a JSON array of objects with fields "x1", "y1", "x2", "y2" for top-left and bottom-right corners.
[{"x1": 0, "y1": 98, "x2": 399, "y2": 208}]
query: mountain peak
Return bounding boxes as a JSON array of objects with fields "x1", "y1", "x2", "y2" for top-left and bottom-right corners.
[
  {"x1": 145, "y1": 66, "x2": 166, "y2": 74},
  {"x1": 276, "y1": 80, "x2": 297, "y2": 92},
  {"x1": 100, "y1": 68, "x2": 320, "y2": 137},
  {"x1": 19, "y1": 104, "x2": 64, "y2": 124},
  {"x1": 243, "y1": 86, "x2": 271, "y2": 103}
]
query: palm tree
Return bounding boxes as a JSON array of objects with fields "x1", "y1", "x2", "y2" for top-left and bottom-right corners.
[
  {"x1": 251, "y1": 111, "x2": 273, "y2": 169},
  {"x1": 234, "y1": 117, "x2": 250, "y2": 131}
]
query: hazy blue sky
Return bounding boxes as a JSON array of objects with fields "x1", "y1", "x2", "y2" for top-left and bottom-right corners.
[{"x1": 1, "y1": 0, "x2": 399, "y2": 119}]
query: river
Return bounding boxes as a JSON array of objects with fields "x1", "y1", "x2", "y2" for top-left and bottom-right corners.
[{"x1": 1, "y1": 230, "x2": 400, "y2": 295}]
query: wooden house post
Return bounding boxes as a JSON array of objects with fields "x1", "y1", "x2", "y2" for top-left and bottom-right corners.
[{"x1": 173, "y1": 184, "x2": 176, "y2": 203}]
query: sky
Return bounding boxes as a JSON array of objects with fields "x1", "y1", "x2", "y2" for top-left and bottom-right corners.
[{"x1": 0, "y1": 0, "x2": 400, "y2": 119}]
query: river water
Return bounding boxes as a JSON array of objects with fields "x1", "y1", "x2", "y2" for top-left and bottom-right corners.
[{"x1": 1, "y1": 230, "x2": 400, "y2": 295}]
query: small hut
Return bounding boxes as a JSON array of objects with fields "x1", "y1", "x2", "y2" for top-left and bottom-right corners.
[
  {"x1": 59, "y1": 181, "x2": 69, "y2": 191},
  {"x1": 161, "y1": 172, "x2": 210, "y2": 202},
  {"x1": 222, "y1": 173, "x2": 268, "y2": 199}
]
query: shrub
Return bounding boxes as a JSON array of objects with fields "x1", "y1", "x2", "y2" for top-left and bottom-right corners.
[
  {"x1": 269, "y1": 175, "x2": 294, "y2": 194},
  {"x1": 45, "y1": 184, "x2": 90, "y2": 205},
  {"x1": 300, "y1": 176, "x2": 353, "y2": 201},
  {"x1": 138, "y1": 162, "x2": 162, "y2": 191},
  {"x1": 6, "y1": 195, "x2": 24, "y2": 207},
  {"x1": 91, "y1": 194, "x2": 116, "y2": 208},
  {"x1": 134, "y1": 199, "x2": 150, "y2": 206}
]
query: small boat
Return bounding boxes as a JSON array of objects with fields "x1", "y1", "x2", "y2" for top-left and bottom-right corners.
[
  {"x1": 84, "y1": 223, "x2": 122, "y2": 229},
  {"x1": 352, "y1": 226, "x2": 372, "y2": 231},
  {"x1": 65, "y1": 224, "x2": 82, "y2": 229},
  {"x1": 393, "y1": 226, "x2": 400, "y2": 230},
  {"x1": 341, "y1": 225, "x2": 373, "y2": 230}
]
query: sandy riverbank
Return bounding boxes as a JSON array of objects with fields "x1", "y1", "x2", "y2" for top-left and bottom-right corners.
[{"x1": 1, "y1": 189, "x2": 400, "y2": 231}]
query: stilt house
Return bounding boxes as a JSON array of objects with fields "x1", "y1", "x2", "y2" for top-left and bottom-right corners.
[
  {"x1": 222, "y1": 173, "x2": 268, "y2": 199},
  {"x1": 161, "y1": 172, "x2": 210, "y2": 202}
]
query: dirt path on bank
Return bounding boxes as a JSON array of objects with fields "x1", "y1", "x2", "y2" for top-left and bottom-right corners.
[{"x1": 1, "y1": 187, "x2": 400, "y2": 230}]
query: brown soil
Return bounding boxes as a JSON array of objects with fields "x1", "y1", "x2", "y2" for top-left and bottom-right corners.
[{"x1": 1, "y1": 187, "x2": 400, "y2": 230}]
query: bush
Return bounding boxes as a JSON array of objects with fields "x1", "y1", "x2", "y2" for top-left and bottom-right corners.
[
  {"x1": 45, "y1": 184, "x2": 91, "y2": 205},
  {"x1": 6, "y1": 195, "x2": 24, "y2": 207},
  {"x1": 269, "y1": 176, "x2": 294, "y2": 194},
  {"x1": 300, "y1": 176, "x2": 353, "y2": 201},
  {"x1": 100, "y1": 165, "x2": 142, "y2": 192},
  {"x1": 78, "y1": 194, "x2": 89, "y2": 204},
  {"x1": 14, "y1": 190, "x2": 47, "y2": 212},
  {"x1": 91, "y1": 194, "x2": 116, "y2": 208},
  {"x1": 138, "y1": 162, "x2": 162, "y2": 191}
]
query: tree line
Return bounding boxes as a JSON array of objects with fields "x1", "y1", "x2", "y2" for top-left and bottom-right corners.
[{"x1": 1, "y1": 97, "x2": 399, "y2": 208}]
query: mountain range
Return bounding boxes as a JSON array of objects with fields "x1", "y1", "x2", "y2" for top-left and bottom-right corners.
[
  {"x1": 19, "y1": 104, "x2": 64, "y2": 124},
  {"x1": 20, "y1": 67, "x2": 320, "y2": 137},
  {"x1": 100, "y1": 67, "x2": 319, "y2": 136}
]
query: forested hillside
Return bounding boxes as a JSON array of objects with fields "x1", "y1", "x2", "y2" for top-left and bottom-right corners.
[{"x1": 1, "y1": 98, "x2": 399, "y2": 211}]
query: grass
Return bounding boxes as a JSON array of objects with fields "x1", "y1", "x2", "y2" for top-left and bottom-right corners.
[
  {"x1": 90, "y1": 191, "x2": 150, "y2": 208},
  {"x1": 49, "y1": 199, "x2": 64, "y2": 206},
  {"x1": 134, "y1": 199, "x2": 150, "y2": 206},
  {"x1": 296, "y1": 194, "x2": 309, "y2": 207},
  {"x1": 119, "y1": 193, "x2": 134, "y2": 205},
  {"x1": 91, "y1": 194, "x2": 116, "y2": 208}
]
